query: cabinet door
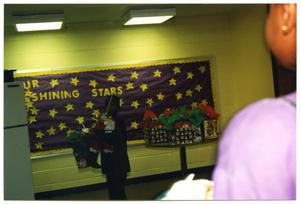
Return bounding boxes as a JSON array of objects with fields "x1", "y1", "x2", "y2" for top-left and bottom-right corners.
[
  {"x1": 4, "y1": 126, "x2": 34, "y2": 200},
  {"x1": 4, "y1": 82, "x2": 28, "y2": 127}
]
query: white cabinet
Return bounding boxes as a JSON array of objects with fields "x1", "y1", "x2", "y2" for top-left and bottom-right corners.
[{"x1": 4, "y1": 82, "x2": 34, "y2": 200}]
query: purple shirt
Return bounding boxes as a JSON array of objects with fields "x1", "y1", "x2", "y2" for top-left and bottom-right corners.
[{"x1": 213, "y1": 92, "x2": 296, "y2": 200}]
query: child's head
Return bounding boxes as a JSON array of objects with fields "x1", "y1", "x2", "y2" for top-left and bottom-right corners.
[{"x1": 265, "y1": 4, "x2": 297, "y2": 69}]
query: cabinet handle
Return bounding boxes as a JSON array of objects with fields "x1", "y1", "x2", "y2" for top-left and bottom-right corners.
[{"x1": 7, "y1": 84, "x2": 20, "y2": 88}]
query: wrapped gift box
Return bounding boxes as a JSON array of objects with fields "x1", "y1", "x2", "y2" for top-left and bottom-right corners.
[
  {"x1": 203, "y1": 119, "x2": 218, "y2": 139},
  {"x1": 144, "y1": 119, "x2": 202, "y2": 146}
]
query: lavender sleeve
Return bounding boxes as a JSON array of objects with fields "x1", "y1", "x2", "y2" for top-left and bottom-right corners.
[{"x1": 212, "y1": 94, "x2": 296, "y2": 200}]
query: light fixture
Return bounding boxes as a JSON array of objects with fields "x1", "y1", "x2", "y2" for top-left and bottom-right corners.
[
  {"x1": 13, "y1": 12, "x2": 64, "y2": 32},
  {"x1": 123, "y1": 8, "x2": 176, "y2": 26}
]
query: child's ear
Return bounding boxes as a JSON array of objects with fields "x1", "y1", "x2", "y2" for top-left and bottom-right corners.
[{"x1": 281, "y1": 4, "x2": 297, "y2": 35}]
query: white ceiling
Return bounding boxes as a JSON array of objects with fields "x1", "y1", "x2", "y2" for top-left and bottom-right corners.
[{"x1": 4, "y1": 4, "x2": 243, "y2": 26}]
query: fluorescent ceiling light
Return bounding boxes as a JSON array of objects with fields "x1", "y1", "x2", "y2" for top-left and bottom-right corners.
[
  {"x1": 13, "y1": 13, "x2": 64, "y2": 32},
  {"x1": 125, "y1": 16, "x2": 174, "y2": 25},
  {"x1": 123, "y1": 8, "x2": 176, "y2": 26},
  {"x1": 16, "y1": 21, "x2": 63, "y2": 32}
]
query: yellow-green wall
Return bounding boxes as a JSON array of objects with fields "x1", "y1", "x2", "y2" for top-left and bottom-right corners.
[
  {"x1": 229, "y1": 5, "x2": 274, "y2": 110},
  {"x1": 4, "y1": 5, "x2": 274, "y2": 193}
]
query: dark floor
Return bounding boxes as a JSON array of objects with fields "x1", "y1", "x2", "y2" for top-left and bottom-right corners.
[{"x1": 36, "y1": 166, "x2": 214, "y2": 201}]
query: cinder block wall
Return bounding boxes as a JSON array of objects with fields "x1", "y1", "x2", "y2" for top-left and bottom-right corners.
[{"x1": 4, "y1": 5, "x2": 273, "y2": 193}]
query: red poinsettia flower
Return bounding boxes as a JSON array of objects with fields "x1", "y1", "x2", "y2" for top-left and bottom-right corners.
[
  {"x1": 163, "y1": 108, "x2": 175, "y2": 116},
  {"x1": 175, "y1": 122, "x2": 193, "y2": 128},
  {"x1": 143, "y1": 110, "x2": 157, "y2": 120},
  {"x1": 198, "y1": 103, "x2": 220, "y2": 119}
]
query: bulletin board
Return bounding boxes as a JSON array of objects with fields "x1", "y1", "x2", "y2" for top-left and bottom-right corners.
[{"x1": 15, "y1": 57, "x2": 215, "y2": 154}]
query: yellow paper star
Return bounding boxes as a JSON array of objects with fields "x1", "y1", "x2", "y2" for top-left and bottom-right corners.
[
  {"x1": 201, "y1": 99, "x2": 208, "y2": 105},
  {"x1": 89, "y1": 80, "x2": 98, "y2": 88},
  {"x1": 31, "y1": 107, "x2": 39, "y2": 115},
  {"x1": 50, "y1": 79, "x2": 59, "y2": 88},
  {"x1": 140, "y1": 83, "x2": 148, "y2": 92},
  {"x1": 126, "y1": 82, "x2": 134, "y2": 90},
  {"x1": 76, "y1": 116, "x2": 85, "y2": 125},
  {"x1": 70, "y1": 77, "x2": 80, "y2": 86},
  {"x1": 107, "y1": 74, "x2": 116, "y2": 82},
  {"x1": 191, "y1": 102, "x2": 198, "y2": 108},
  {"x1": 65, "y1": 103, "x2": 74, "y2": 112},
  {"x1": 47, "y1": 126, "x2": 56, "y2": 136},
  {"x1": 35, "y1": 130, "x2": 45, "y2": 139},
  {"x1": 28, "y1": 116, "x2": 37, "y2": 124},
  {"x1": 49, "y1": 109, "x2": 58, "y2": 118},
  {"x1": 153, "y1": 70, "x2": 162, "y2": 78},
  {"x1": 130, "y1": 71, "x2": 139, "y2": 79},
  {"x1": 195, "y1": 84, "x2": 202, "y2": 92},
  {"x1": 173, "y1": 66, "x2": 181, "y2": 75},
  {"x1": 67, "y1": 129, "x2": 73, "y2": 136},
  {"x1": 157, "y1": 92, "x2": 165, "y2": 101},
  {"x1": 92, "y1": 109, "x2": 101, "y2": 118},
  {"x1": 25, "y1": 100, "x2": 33, "y2": 109},
  {"x1": 85, "y1": 101, "x2": 94, "y2": 109},
  {"x1": 58, "y1": 122, "x2": 67, "y2": 131},
  {"x1": 146, "y1": 98, "x2": 154, "y2": 107},
  {"x1": 186, "y1": 89, "x2": 193, "y2": 97},
  {"x1": 25, "y1": 90, "x2": 33, "y2": 98},
  {"x1": 35, "y1": 142, "x2": 43, "y2": 150},
  {"x1": 131, "y1": 121, "x2": 139, "y2": 129},
  {"x1": 175, "y1": 92, "x2": 183, "y2": 100},
  {"x1": 131, "y1": 100, "x2": 140, "y2": 109},
  {"x1": 199, "y1": 66, "x2": 206, "y2": 73},
  {"x1": 169, "y1": 78, "x2": 177, "y2": 86},
  {"x1": 25, "y1": 97, "x2": 31, "y2": 103},
  {"x1": 187, "y1": 72, "x2": 194, "y2": 80}
]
